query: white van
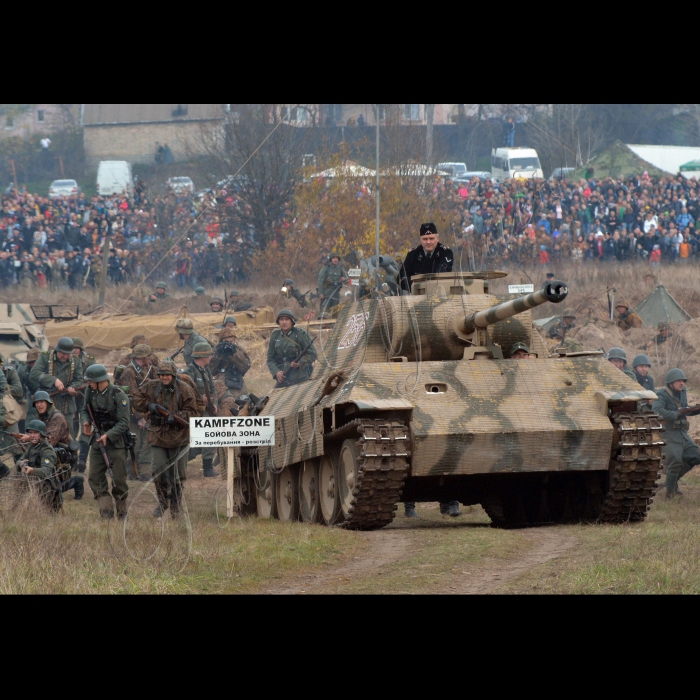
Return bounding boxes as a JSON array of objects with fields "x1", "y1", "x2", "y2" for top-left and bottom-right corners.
[
  {"x1": 491, "y1": 148, "x2": 543, "y2": 183},
  {"x1": 97, "y1": 161, "x2": 134, "y2": 196}
]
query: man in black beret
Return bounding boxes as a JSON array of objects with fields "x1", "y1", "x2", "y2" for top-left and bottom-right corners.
[{"x1": 398, "y1": 223, "x2": 454, "y2": 292}]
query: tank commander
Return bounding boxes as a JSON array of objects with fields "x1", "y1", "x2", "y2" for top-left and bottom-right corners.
[
  {"x1": 318, "y1": 254, "x2": 347, "y2": 310},
  {"x1": 645, "y1": 322, "x2": 673, "y2": 350},
  {"x1": 398, "y1": 223, "x2": 454, "y2": 292},
  {"x1": 267, "y1": 310, "x2": 317, "y2": 388},
  {"x1": 210, "y1": 297, "x2": 225, "y2": 313},
  {"x1": 508, "y1": 342, "x2": 531, "y2": 359},
  {"x1": 282, "y1": 278, "x2": 309, "y2": 309},
  {"x1": 615, "y1": 302, "x2": 642, "y2": 330},
  {"x1": 652, "y1": 369, "x2": 700, "y2": 499},
  {"x1": 631, "y1": 354, "x2": 655, "y2": 391},
  {"x1": 30, "y1": 337, "x2": 84, "y2": 438},
  {"x1": 148, "y1": 281, "x2": 170, "y2": 304},
  {"x1": 227, "y1": 290, "x2": 253, "y2": 312},
  {"x1": 607, "y1": 347, "x2": 637, "y2": 381},
  {"x1": 210, "y1": 326, "x2": 252, "y2": 400}
]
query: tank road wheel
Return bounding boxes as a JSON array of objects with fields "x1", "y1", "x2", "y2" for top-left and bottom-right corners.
[
  {"x1": 275, "y1": 464, "x2": 300, "y2": 522},
  {"x1": 256, "y1": 469, "x2": 278, "y2": 520},
  {"x1": 319, "y1": 453, "x2": 340, "y2": 526},
  {"x1": 338, "y1": 439, "x2": 361, "y2": 521},
  {"x1": 299, "y1": 459, "x2": 321, "y2": 524}
]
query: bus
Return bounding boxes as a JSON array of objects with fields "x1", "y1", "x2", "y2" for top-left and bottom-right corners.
[{"x1": 491, "y1": 148, "x2": 543, "y2": 183}]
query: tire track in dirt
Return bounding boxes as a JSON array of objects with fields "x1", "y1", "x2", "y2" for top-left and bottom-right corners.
[
  {"x1": 265, "y1": 529, "x2": 413, "y2": 594},
  {"x1": 437, "y1": 528, "x2": 576, "y2": 594}
]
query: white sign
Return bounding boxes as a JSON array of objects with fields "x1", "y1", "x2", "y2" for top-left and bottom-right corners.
[
  {"x1": 189, "y1": 416, "x2": 275, "y2": 447},
  {"x1": 508, "y1": 284, "x2": 535, "y2": 294},
  {"x1": 347, "y1": 268, "x2": 361, "y2": 278}
]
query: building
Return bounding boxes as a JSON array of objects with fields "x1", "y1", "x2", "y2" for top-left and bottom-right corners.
[
  {"x1": 81, "y1": 104, "x2": 227, "y2": 168},
  {"x1": 1, "y1": 104, "x2": 78, "y2": 141}
]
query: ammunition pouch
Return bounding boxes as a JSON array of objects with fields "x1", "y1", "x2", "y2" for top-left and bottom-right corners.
[{"x1": 224, "y1": 367, "x2": 243, "y2": 390}]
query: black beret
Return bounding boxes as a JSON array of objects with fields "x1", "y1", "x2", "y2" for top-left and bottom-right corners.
[{"x1": 420, "y1": 223, "x2": 438, "y2": 236}]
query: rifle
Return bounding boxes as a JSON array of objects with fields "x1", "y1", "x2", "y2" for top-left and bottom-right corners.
[
  {"x1": 86, "y1": 402, "x2": 117, "y2": 476},
  {"x1": 49, "y1": 384, "x2": 86, "y2": 399},
  {"x1": 279, "y1": 335, "x2": 317, "y2": 387},
  {"x1": 149, "y1": 403, "x2": 189, "y2": 429},
  {"x1": 680, "y1": 405, "x2": 700, "y2": 417},
  {"x1": 167, "y1": 345, "x2": 186, "y2": 362}
]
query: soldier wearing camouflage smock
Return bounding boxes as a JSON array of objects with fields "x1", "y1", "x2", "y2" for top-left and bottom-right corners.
[
  {"x1": 267, "y1": 310, "x2": 317, "y2": 388},
  {"x1": 134, "y1": 361, "x2": 199, "y2": 519},
  {"x1": 652, "y1": 369, "x2": 700, "y2": 499},
  {"x1": 174, "y1": 318, "x2": 208, "y2": 367},
  {"x1": 318, "y1": 254, "x2": 347, "y2": 310},
  {"x1": 607, "y1": 347, "x2": 637, "y2": 382},
  {"x1": 29, "y1": 337, "x2": 84, "y2": 438},
  {"x1": 615, "y1": 303, "x2": 643, "y2": 331},
  {"x1": 119, "y1": 344, "x2": 158, "y2": 481},
  {"x1": 0, "y1": 352, "x2": 23, "y2": 437},
  {"x1": 81, "y1": 364, "x2": 131, "y2": 520},
  {"x1": 16, "y1": 420, "x2": 62, "y2": 512},
  {"x1": 182, "y1": 342, "x2": 219, "y2": 478},
  {"x1": 210, "y1": 326, "x2": 251, "y2": 400},
  {"x1": 115, "y1": 335, "x2": 160, "y2": 383},
  {"x1": 24, "y1": 391, "x2": 84, "y2": 501}
]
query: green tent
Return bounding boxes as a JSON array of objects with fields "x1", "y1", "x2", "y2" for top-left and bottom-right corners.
[
  {"x1": 680, "y1": 159, "x2": 700, "y2": 173},
  {"x1": 633, "y1": 285, "x2": 691, "y2": 327}
]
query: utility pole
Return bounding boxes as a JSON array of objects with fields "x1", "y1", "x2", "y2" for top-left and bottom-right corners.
[
  {"x1": 9, "y1": 159, "x2": 17, "y2": 189},
  {"x1": 425, "y1": 104, "x2": 435, "y2": 164},
  {"x1": 98, "y1": 235, "x2": 110, "y2": 308}
]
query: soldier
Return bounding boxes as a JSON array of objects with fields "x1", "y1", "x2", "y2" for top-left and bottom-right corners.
[
  {"x1": 119, "y1": 344, "x2": 158, "y2": 482},
  {"x1": 282, "y1": 278, "x2": 308, "y2": 309},
  {"x1": 210, "y1": 327, "x2": 252, "y2": 400},
  {"x1": 174, "y1": 318, "x2": 208, "y2": 367},
  {"x1": 652, "y1": 369, "x2": 700, "y2": 499},
  {"x1": 631, "y1": 354, "x2": 655, "y2": 391},
  {"x1": 398, "y1": 223, "x2": 454, "y2": 292},
  {"x1": 267, "y1": 310, "x2": 317, "y2": 388},
  {"x1": 508, "y1": 342, "x2": 531, "y2": 360},
  {"x1": 0, "y1": 352, "x2": 23, "y2": 439},
  {"x1": 72, "y1": 337, "x2": 96, "y2": 463},
  {"x1": 183, "y1": 342, "x2": 219, "y2": 477},
  {"x1": 16, "y1": 420, "x2": 62, "y2": 512},
  {"x1": 20, "y1": 391, "x2": 84, "y2": 500},
  {"x1": 645, "y1": 322, "x2": 673, "y2": 350},
  {"x1": 195, "y1": 286, "x2": 206, "y2": 296},
  {"x1": 133, "y1": 360, "x2": 199, "y2": 519},
  {"x1": 115, "y1": 334, "x2": 160, "y2": 382},
  {"x1": 404, "y1": 500, "x2": 461, "y2": 519},
  {"x1": 29, "y1": 337, "x2": 84, "y2": 438},
  {"x1": 213, "y1": 378, "x2": 239, "y2": 417},
  {"x1": 81, "y1": 364, "x2": 131, "y2": 520},
  {"x1": 216, "y1": 316, "x2": 238, "y2": 331},
  {"x1": 18, "y1": 347, "x2": 41, "y2": 425},
  {"x1": 318, "y1": 254, "x2": 347, "y2": 310},
  {"x1": 607, "y1": 347, "x2": 637, "y2": 381},
  {"x1": 209, "y1": 297, "x2": 225, "y2": 313},
  {"x1": 615, "y1": 302, "x2": 643, "y2": 330},
  {"x1": 227, "y1": 290, "x2": 253, "y2": 312},
  {"x1": 147, "y1": 281, "x2": 170, "y2": 304},
  {"x1": 549, "y1": 313, "x2": 577, "y2": 342}
]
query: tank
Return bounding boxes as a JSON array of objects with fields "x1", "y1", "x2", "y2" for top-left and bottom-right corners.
[
  {"x1": 237, "y1": 272, "x2": 664, "y2": 530},
  {"x1": 0, "y1": 304, "x2": 50, "y2": 365}
]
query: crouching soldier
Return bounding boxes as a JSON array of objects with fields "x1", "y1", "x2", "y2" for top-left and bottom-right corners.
[
  {"x1": 133, "y1": 361, "x2": 198, "y2": 519},
  {"x1": 16, "y1": 420, "x2": 62, "y2": 512},
  {"x1": 82, "y1": 364, "x2": 131, "y2": 520}
]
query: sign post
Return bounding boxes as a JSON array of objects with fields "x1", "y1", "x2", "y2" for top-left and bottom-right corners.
[{"x1": 190, "y1": 416, "x2": 275, "y2": 518}]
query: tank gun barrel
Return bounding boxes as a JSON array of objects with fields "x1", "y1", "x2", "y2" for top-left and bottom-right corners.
[{"x1": 460, "y1": 281, "x2": 568, "y2": 336}]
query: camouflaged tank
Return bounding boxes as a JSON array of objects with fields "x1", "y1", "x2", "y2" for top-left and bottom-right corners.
[{"x1": 239, "y1": 272, "x2": 664, "y2": 530}]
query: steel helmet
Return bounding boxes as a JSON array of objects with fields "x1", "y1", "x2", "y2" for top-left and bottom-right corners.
[
  {"x1": 72, "y1": 337, "x2": 85, "y2": 350},
  {"x1": 32, "y1": 391, "x2": 53, "y2": 406},
  {"x1": 666, "y1": 368, "x2": 687, "y2": 384},
  {"x1": 131, "y1": 334, "x2": 148, "y2": 348},
  {"x1": 55, "y1": 337, "x2": 75, "y2": 353},
  {"x1": 223, "y1": 316, "x2": 237, "y2": 326},
  {"x1": 607, "y1": 347, "x2": 627, "y2": 362},
  {"x1": 157, "y1": 360, "x2": 178, "y2": 377},
  {"x1": 230, "y1": 290, "x2": 241, "y2": 297},
  {"x1": 510, "y1": 342, "x2": 530, "y2": 356},
  {"x1": 84, "y1": 364, "x2": 110, "y2": 383},
  {"x1": 283, "y1": 279, "x2": 294, "y2": 286},
  {"x1": 276, "y1": 309, "x2": 296, "y2": 325},
  {"x1": 210, "y1": 297, "x2": 224, "y2": 307},
  {"x1": 632, "y1": 354, "x2": 651, "y2": 369},
  {"x1": 195, "y1": 286, "x2": 205, "y2": 295},
  {"x1": 26, "y1": 420, "x2": 47, "y2": 436},
  {"x1": 192, "y1": 342, "x2": 213, "y2": 358},
  {"x1": 131, "y1": 344, "x2": 152, "y2": 359},
  {"x1": 156, "y1": 281, "x2": 167, "y2": 290},
  {"x1": 175, "y1": 318, "x2": 195, "y2": 335}
]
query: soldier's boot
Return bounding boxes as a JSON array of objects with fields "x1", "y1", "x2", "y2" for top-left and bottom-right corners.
[
  {"x1": 153, "y1": 482, "x2": 169, "y2": 518},
  {"x1": 170, "y1": 485, "x2": 183, "y2": 520},
  {"x1": 404, "y1": 502, "x2": 419, "y2": 518},
  {"x1": 115, "y1": 497, "x2": 128, "y2": 520},
  {"x1": 665, "y1": 472, "x2": 680, "y2": 500},
  {"x1": 440, "y1": 501, "x2": 462, "y2": 517},
  {"x1": 77, "y1": 442, "x2": 89, "y2": 473},
  {"x1": 0, "y1": 464, "x2": 9, "y2": 480},
  {"x1": 202, "y1": 459, "x2": 219, "y2": 478},
  {"x1": 97, "y1": 495, "x2": 114, "y2": 519},
  {"x1": 74, "y1": 475, "x2": 84, "y2": 500}
]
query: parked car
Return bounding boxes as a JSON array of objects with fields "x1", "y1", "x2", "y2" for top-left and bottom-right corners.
[
  {"x1": 49, "y1": 179, "x2": 80, "y2": 199},
  {"x1": 167, "y1": 176, "x2": 194, "y2": 194},
  {"x1": 97, "y1": 161, "x2": 133, "y2": 196},
  {"x1": 437, "y1": 162, "x2": 468, "y2": 178},
  {"x1": 196, "y1": 174, "x2": 249, "y2": 199},
  {"x1": 548, "y1": 167, "x2": 576, "y2": 181},
  {"x1": 453, "y1": 171, "x2": 493, "y2": 183}
]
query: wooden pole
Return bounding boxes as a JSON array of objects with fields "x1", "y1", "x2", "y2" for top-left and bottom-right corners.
[
  {"x1": 9, "y1": 159, "x2": 17, "y2": 189},
  {"x1": 98, "y1": 235, "x2": 110, "y2": 308},
  {"x1": 226, "y1": 447, "x2": 235, "y2": 518}
]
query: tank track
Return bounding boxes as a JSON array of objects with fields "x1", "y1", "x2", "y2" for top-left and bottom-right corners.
[
  {"x1": 597, "y1": 411, "x2": 665, "y2": 523},
  {"x1": 325, "y1": 419, "x2": 410, "y2": 531}
]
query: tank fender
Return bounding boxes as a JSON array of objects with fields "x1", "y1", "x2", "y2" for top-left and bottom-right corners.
[{"x1": 594, "y1": 390, "x2": 658, "y2": 415}]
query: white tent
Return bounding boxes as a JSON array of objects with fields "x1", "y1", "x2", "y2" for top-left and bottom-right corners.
[
  {"x1": 626, "y1": 145, "x2": 700, "y2": 177},
  {"x1": 312, "y1": 164, "x2": 376, "y2": 178}
]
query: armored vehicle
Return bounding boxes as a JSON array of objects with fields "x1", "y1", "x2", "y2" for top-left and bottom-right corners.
[
  {"x1": 237, "y1": 272, "x2": 664, "y2": 530},
  {"x1": 0, "y1": 304, "x2": 50, "y2": 364}
]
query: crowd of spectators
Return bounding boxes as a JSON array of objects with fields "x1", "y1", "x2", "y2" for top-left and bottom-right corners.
[
  {"x1": 437, "y1": 170, "x2": 700, "y2": 266},
  {"x1": 0, "y1": 182, "x2": 264, "y2": 291}
]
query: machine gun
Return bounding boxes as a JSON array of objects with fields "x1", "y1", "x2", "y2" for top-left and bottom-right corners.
[{"x1": 149, "y1": 403, "x2": 189, "y2": 429}]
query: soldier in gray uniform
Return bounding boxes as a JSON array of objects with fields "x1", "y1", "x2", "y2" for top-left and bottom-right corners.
[
  {"x1": 174, "y1": 318, "x2": 208, "y2": 367},
  {"x1": 631, "y1": 354, "x2": 655, "y2": 391},
  {"x1": 282, "y1": 279, "x2": 309, "y2": 309},
  {"x1": 29, "y1": 337, "x2": 84, "y2": 438},
  {"x1": 227, "y1": 290, "x2": 253, "y2": 312},
  {"x1": 607, "y1": 347, "x2": 637, "y2": 382},
  {"x1": 267, "y1": 310, "x2": 317, "y2": 388},
  {"x1": 182, "y1": 342, "x2": 219, "y2": 477},
  {"x1": 81, "y1": 364, "x2": 132, "y2": 519},
  {"x1": 652, "y1": 369, "x2": 700, "y2": 499},
  {"x1": 318, "y1": 254, "x2": 347, "y2": 310},
  {"x1": 148, "y1": 281, "x2": 170, "y2": 305}
]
